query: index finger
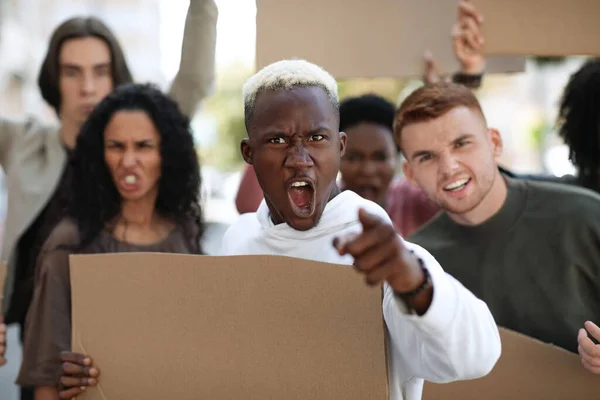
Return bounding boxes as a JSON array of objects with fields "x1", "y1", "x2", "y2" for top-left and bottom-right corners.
[
  {"x1": 458, "y1": 0, "x2": 484, "y2": 24},
  {"x1": 358, "y1": 208, "x2": 385, "y2": 230},
  {"x1": 333, "y1": 232, "x2": 360, "y2": 254},
  {"x1": 60, "y1": 351, "x2": 92, "y2": 366}
]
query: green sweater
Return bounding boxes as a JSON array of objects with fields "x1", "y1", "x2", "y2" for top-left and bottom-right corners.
[{"x1": 409, "y1": 176, "x2": 600, "y2": 353}]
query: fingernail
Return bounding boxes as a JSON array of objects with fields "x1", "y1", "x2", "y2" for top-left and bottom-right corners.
[
  {"x1": 90, "y1": 367, "x2": 98, "y2": 375},
  {"x1": 81, "y1": 387, "x2": 86, "y2": 391},
  {"x1": 89, "y1": 378, "x2": 97, "y2": 385},
  {"x1": 84, "y1": 358, "x2": 91, "y2": 365}
]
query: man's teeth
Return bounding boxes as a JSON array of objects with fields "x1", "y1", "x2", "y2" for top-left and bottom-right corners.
[
  {"x1": 444, "y1": 178, "x2": 469, "y2": 190},
  {"x1": 291, "y1": 181, "x2": 309, "y2": 188},
  {"x1": 125, "y1": 175, "x2": 137, "y2": 184}
]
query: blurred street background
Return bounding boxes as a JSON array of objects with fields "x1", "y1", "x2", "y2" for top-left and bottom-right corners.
[{"x1": 0, "y1": 0, "x2": 588, "y2": 397}]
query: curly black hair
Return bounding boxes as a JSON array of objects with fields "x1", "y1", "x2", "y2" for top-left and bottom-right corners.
[
  {"x1": 557, "y1": 58, "x2": 600, "y2": 191},
  {"x1": 339, "y1": 94, "x2": 399, "y2": 152},
  {"x1": 67, "y1": 82, "x2": 203, "y2": 252}
]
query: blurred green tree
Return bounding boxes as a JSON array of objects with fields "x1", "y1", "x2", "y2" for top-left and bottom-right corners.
[{"x1": 201, "y1": 62, "x2": 253, "y2": 170}]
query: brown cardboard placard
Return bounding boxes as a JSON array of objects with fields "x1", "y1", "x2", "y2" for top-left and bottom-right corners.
[
  {"x1": 475, "y1": 0, "x2": 600, "y2": 56},
  {"x1": 423, "y1": 327, "x2": 600, "y2": 399},
  {"x1": 255, "y1": 0, "x2": 526, "y2": 79},
  {"x1": 70, "y1": 253, "x2": 387, "y2": 400}
]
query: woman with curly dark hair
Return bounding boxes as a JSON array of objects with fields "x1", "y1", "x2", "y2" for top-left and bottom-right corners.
[
  {"x1": 557, "y1": 58, "x2": 600, "y2": 193},
  {"x1": 16, "y1": 83, "x2": 204, "y2": 400}
]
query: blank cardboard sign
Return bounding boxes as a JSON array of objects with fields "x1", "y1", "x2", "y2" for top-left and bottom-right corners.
[
  {"x1": 423, "y1": 327, "x2": 600, "y2": 399},
  {"x1": 70, "y1": 253, "x2": 387, "y2": 400},
  {"x1": 475, "y1": 0, "x2": 600, "y2": 56},
  {"x1": 255, "y1": 0, "x2": 525, "y2": 79}
]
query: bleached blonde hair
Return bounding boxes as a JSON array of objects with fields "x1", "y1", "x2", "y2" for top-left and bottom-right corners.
[{"x1": 242, "y1": 59, "x2": 339, "y2": 126}]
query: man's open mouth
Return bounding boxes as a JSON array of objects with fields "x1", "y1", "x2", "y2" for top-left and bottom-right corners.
[
  {"x1": 287, "y1": 179, "x2": 316, "y2": 218},
  {"x1": 443, "y1": 177, "x2": 471, "y2": 192}
]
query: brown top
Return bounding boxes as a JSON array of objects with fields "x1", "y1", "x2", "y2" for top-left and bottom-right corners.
[{"x1": 17, "y1": 218, "x2": 199, "y2": 388}]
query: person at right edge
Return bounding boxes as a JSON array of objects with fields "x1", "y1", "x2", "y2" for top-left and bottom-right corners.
[{"x1": 396, "y1": 81, "x2": 600, "y2": 374}]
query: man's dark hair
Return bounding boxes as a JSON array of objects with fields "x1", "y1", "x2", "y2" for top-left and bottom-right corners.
[
  {"x1": 339, "y1": 94, "x2": 398, "y2": 151},
  {"x1": 38, "y1": 16, "x2": 133, "y2": 115},
  {"x1": 557, "y1": 58, "x2": 600, "y2": 191},
  {"x1": 68, "y1": 83, "x2": 203, "y2": 252}
]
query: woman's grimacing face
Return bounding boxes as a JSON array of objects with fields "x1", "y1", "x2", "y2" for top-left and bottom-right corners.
[{"x1": 103, "y1": 110, "x2": 162, "y2": 202}]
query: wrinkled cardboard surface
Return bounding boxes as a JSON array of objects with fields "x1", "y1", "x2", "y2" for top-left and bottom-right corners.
[
  {"x1": 70, "y1": 253, "x2": 387, "y2": 400},
  {"x1": 423, "y1": 327, "x2": 600, "y2": 399},
  {"x1": 255, "y1": 0, "x2": 525, "y2": 78},
  {"x1": 475, "y1": 0, "x2": 600, "y2": 56}
]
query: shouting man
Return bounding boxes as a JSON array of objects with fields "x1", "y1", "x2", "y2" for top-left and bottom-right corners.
[{"x1": 223, "y1": 60, "x2": 501, "y2": 399}]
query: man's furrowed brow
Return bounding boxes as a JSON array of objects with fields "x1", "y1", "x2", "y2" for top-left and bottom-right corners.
[{"x1": 308, "y1": 126, "x2": 331, "y2": 135}]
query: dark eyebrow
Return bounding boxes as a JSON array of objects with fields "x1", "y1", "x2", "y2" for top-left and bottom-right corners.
[
  {"x1": 94, "y1": 62, "x2": 111, "y2": 69},
  {"x1": 262, "y1": 131, "x2": 289, "y2": 139},
  {"x1": 410, "y1": 134, "x2": 475, "y2": 161},
  {"x1": 410, "y1": 150, "x2": 434, "y2": 161},
  {"x1": 105, "y1": 138, "x2": 156, "y2": 146},
  {"x1": 60, "y1": 64, "x2": 82, "y2": 71},
  {"x1": 452, "y1": 134, "x2": 475, "y2": 144},
  {"x1": 307, "y1": 126, "x2": 330, "y2": 135},
  {"x1": 60, "y1": 62, "x2": 111, "y2": 70}
]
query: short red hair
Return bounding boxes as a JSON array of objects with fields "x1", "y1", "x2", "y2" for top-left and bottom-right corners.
[{"x1": 393, "y1": 82, "x2": 485, "y2": 145}]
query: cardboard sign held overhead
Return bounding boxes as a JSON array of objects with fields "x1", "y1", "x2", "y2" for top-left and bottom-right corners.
[
  {"x1": 255, "y1": 0, "x2": 526, "y2": 79},
  {"x1": 423, "y1": 327, "x2": 600, "y2": 399},
  {"x1": 475, "y1": 0, "x2": 600, "y2": 56},
  {"x1": 70, "y1": 253, "x2": 387, "y2": 400}
]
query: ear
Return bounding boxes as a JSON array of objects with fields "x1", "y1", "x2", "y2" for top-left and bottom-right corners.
[
  {"x1": 488, "y1": 128, "x2": 503, "y2": 159},
  {"x1": 402, "y1": 160, "x2": 420, "y2": 188},
  {"x1": 339, "y1": 131, "x2": 347, "y2": 157},
  {"x1": 241, "y1": 138, "x2": 252, "y2": 165}
]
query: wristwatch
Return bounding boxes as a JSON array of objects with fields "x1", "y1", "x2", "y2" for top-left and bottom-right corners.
[{"x1": 452, "y1": 71, "x2": 484, "y2": 89}]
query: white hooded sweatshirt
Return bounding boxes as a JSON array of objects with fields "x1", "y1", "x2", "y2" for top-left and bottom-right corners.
[{"x1": 219, "y1": 190, "x2": 501, "y2": 400}]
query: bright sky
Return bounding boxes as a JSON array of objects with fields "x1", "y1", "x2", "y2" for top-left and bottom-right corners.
[{"x1": 159, "y1": 0, "x2": 257, "y2": 81}]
